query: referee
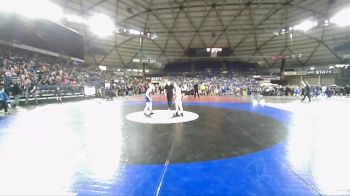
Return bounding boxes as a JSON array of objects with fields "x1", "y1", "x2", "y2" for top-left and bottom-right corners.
[
  {"x1": 164, "y1": 81, "x2": 174, "y2": 110},
  {"x1": 194, "y1": 83, "x2": 199, "y2": 99}
]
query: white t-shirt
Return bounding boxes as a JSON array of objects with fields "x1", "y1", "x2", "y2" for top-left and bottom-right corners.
[
  {"x1": 146, "y1": 87, "x2": 153, "y2": 98},
  {"x1": 175, "y1": 86, "x2": 182, "y2": 100}
]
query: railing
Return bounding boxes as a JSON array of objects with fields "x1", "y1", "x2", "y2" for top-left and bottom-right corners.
[{"x1": 8, "y1": 85, "x2": 95, "y2": 104}]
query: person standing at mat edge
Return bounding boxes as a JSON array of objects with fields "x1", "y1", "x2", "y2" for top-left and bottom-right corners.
[
  {"x1": 194, "y1": 82, "x2": 199, "y2": 99},
  {"x1": 301, "y1": 81, "x2": 311, "y2": 102},
  {"x1": 144, "y1": 83, "x2": 155, "y2": 117},
  {"x1": 0, "y1": 85, "x2": 11, "y2": 114},
  {"x1": 174, "y1": 82, "x2": 184, "y2": 117},
  {"x1": 164, "y1": 81, "x2": 174, "y2": 110}
]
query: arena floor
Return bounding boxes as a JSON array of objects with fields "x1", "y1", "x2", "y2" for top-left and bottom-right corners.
[{"x1": 0, "y1": 95, "x2": 350, "y2": 195}]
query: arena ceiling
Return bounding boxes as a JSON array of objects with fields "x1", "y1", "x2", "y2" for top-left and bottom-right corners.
[{"x1": 52, "y1": 0, "x2": 350, "y2": 69}]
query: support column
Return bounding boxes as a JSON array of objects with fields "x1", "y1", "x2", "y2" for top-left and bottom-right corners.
[
  {"x1": 300, "y1": 75, "x2": 303, "y2": 86},
  {"x1": 142, "y1": 63, "x2": 146, "y2": 77},
  {"x1": 318, "y1": 75, "x2": 321, "y2": 86}
]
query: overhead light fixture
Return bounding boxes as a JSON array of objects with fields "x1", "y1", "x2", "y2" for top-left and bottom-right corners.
[
  {"x1": 293, "y1": 19, "x2": 318, "y2": 32},
  {"x1": 329, "y1": 65, "x2": 335, "y2": 69},
  {"x1": 335, "y1": 64, "x2": 350, "y2": 68},
  {"x1": 129, "y1": 29, "x2": 141, "y2": 35},
  {"x1": 0, "y1": 0, "x2": 63, "y2": 21},
  {"x1": 65, "y1": 14, "x2": 86, "y2": 24},
  {"x1": 323, "y1": 19, "x2": 329, "y2": 26},
  {"x1": 88, "y1": 14, "x2": 116, "y2": 37},
  {"x1": 0, "y1": 0, "x2": 157, "y2": 39},
  {"x1": 331, "y1": 8, "x2": 350, "y2": 27},
  {"x1": 0, "y1": 0, "x2": 16, "y2": 13},
  {"x1": 310, "y1": 67, "x2": 315, "y2": 70},
  {"x1": 151, "y1": 34, "x2": 158, "y2": 39},
  {"x1": 98, "y1": 65, "x2": 107, "y2": 71}
]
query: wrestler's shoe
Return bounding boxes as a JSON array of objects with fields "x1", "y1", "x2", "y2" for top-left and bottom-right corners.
[{"x1": 173, "y1": 113, "x2": 181, "y2": 117}]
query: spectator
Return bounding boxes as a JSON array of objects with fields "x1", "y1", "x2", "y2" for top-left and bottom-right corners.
[
  {"x1": 10, "y1": 79, "x2": 22, "y2": 107},
  {"x1": 301, "y1": 81, "x2": 311, "y2": 102},
  {"x1": 0, "y1": 85, "x2": 11, "y2": 114}
]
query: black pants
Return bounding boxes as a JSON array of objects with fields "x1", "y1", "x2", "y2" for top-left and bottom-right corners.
[
  {"x1": 0, "y1": 101, "x2": 8, "y2": 112},
  {"x1": 167, "y1": 95, "x2": 173, "y2": 109},
  {"x1": 302, "y1": 93, "x2": 311, "y2": 102},
  {"x1": 194, "y1": 90, "x2": 200, "y2": 98}
]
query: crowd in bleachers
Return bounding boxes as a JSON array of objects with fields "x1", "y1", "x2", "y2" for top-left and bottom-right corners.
[
  {"x1": 158, "y1": 74, "x2": 260, "y2": 96},
  {"x1": 0, "y1": 45, "x2": 87, "y2": 103},
  {"x1": 158, "y1": 72, "x2": 350, "y2": 97},
  {"x1": 259, "y1": 84, "x2": 350, "y2": 97},
  {"x1": 0, "y1": 45, "x2": 149, "y2": 106},
  {"x1": 2, "y1": 45, "x2": 350, "y2": 114}
]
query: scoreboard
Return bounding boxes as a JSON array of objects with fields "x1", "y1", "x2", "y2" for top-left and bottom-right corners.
[{"x1": 186, "y1": 48, "x2": 232, "y2": 57}]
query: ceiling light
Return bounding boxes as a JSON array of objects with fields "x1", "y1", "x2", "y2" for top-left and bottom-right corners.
[
  {"x1": 293, "y1": 19, "x2": 318, "y2": 32},
  {"x1": 65, "y1": 14, "x2": 86, "y2": 23},
  {"x1": 0, "y1": 0, "x2": 63, "y2": 21},
  {"x1": 331, "y1": 8, "x2": 350, "y2": 27},
  {"x1": 129, "y1": 29, "x2": 141, "y2": 35},
  {"x1": 0, "y1": 0, "x2": 15, "y2": 13},
  {"x1": 88, "y1": 14, "x2": 116, "y2": 37},
  {"x1": 151, "y1": 34, "x2": 158, "y2": 39},
  {"x1": 98, "y1": 65, "x2": 107, "y2": 71}
]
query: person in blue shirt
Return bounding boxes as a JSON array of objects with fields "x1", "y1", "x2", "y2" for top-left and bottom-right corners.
[{"x1": 0, "y1": 85, "x2": 11, "y2": 114}]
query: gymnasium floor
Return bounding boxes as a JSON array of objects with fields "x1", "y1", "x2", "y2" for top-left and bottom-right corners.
[{"x1": 0, "y1": 95, "x2": 349, "y2": 195}]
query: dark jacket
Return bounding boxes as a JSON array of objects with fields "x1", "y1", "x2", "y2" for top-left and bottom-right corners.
[
  {"x1": 305, "y1": 85, "x2": 311, "y2": 94},
  {"x1": 11, "y1": 83, "x2": 22, "y2": 96}
]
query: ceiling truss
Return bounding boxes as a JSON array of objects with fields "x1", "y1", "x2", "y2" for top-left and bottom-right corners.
[{"x1": 54, "y1": 0, "x2": 350, "y2": 68}]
